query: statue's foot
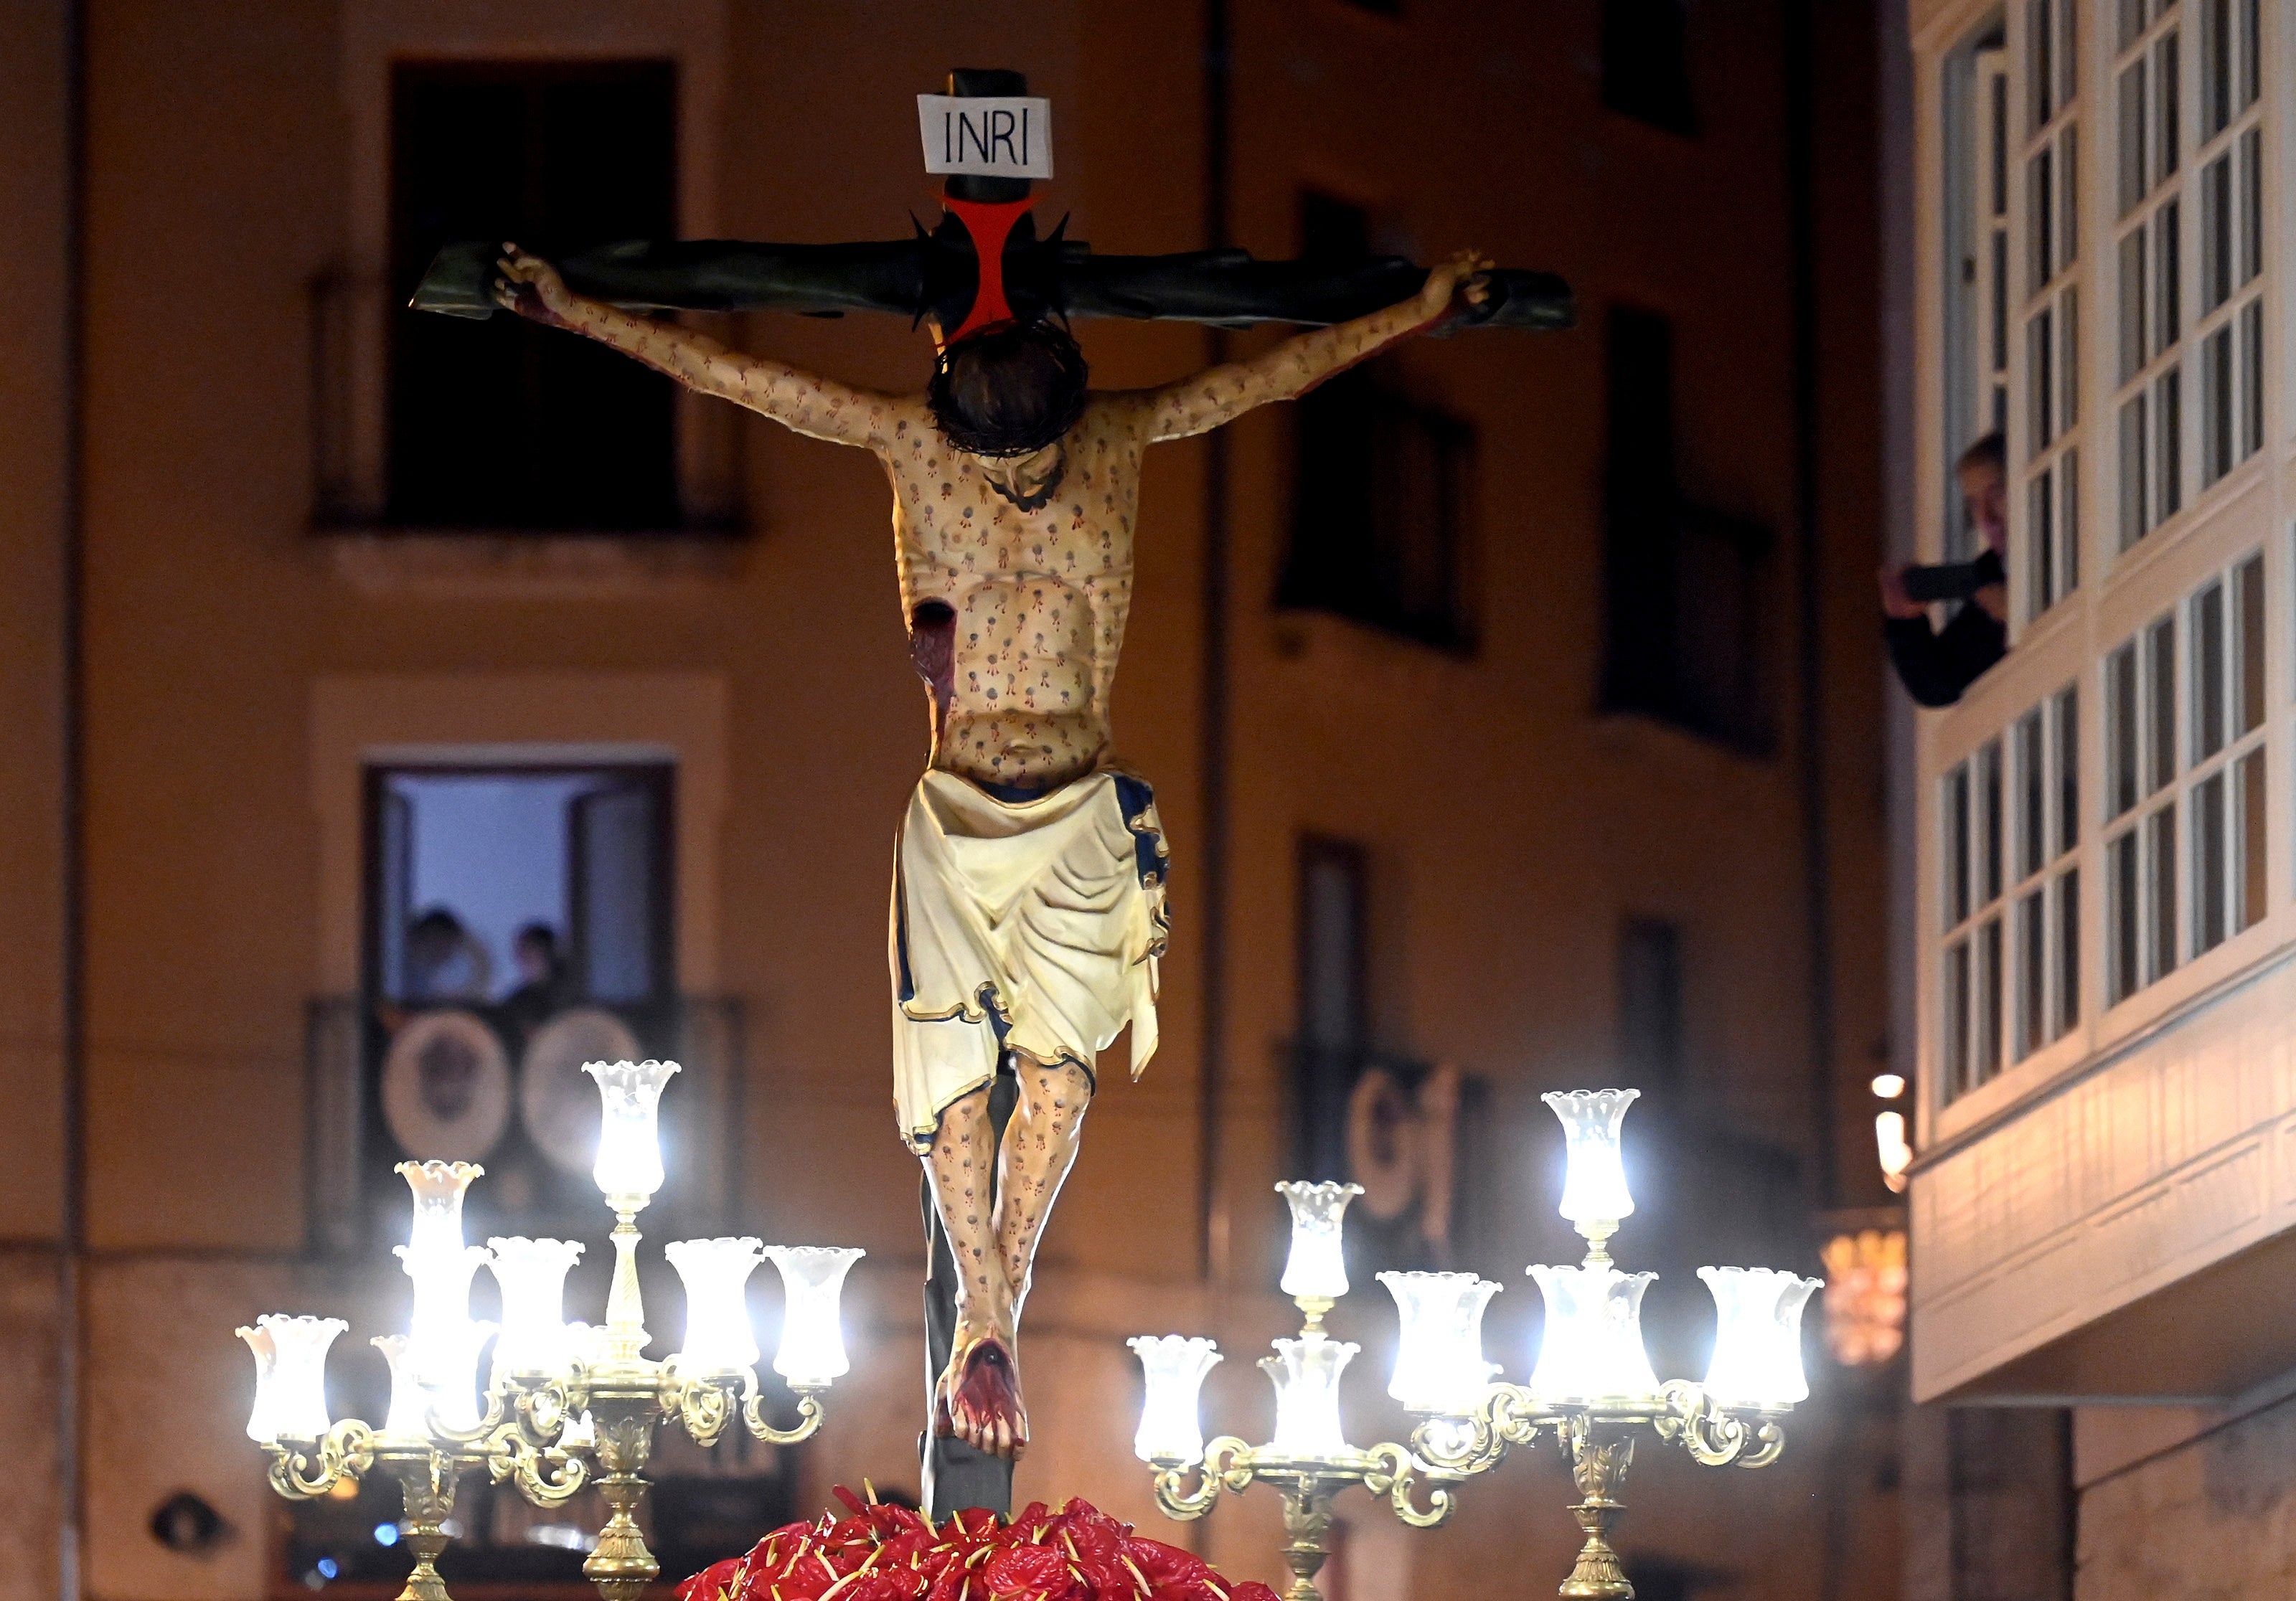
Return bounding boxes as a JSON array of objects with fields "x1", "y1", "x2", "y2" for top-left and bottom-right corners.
[{"x1": 937, "y1": 1333, "x2": 1029, "y2": 1459}]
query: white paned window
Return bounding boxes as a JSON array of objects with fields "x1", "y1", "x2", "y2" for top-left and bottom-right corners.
[
  {"x1": 1941, "y1": 737, "x2": 2008, "y2": 1099},
  {"x1": 2011, "y1": 684, "x2": 2082, "y2": 1057},
  {"x1": 2196, "y1": 0, "x2": 2265, "y2": 486},
  {"x1": 2114, "y1": 1, "x2": 2186, "y2": 551},
  {"x1": 2023, "y1": 0, "x2": 2084, "y2": 616},
  {"x1": 2104, "y1": 549, "x2": 2268, "y2": 1002}
]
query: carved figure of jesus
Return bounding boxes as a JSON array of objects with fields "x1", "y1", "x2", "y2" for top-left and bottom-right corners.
[{"x1": 492, "y1": 245, "x2": 1492, "y2": 1464}]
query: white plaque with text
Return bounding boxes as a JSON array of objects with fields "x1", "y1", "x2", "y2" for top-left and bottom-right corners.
[{"x1": 917, "y1": 95, "x2": 1054, "y2": 179}]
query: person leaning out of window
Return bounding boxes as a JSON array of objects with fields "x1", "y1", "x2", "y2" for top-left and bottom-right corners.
[{"x1": 1879, "y1": 432, "x2": 2010, "y2": 707}]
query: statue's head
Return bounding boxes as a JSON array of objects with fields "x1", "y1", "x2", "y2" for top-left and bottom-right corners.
[{"x1": 927, "y1": 318, "x2": 1089, "y2": 459}]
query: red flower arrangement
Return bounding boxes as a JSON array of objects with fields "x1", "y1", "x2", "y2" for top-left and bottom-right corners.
[{"x1": 674, "y1": 1486, "x2": 1281, "y2": 1601}]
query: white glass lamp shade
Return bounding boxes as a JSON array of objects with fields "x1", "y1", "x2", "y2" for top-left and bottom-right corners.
[
  {"x1": 1378, "y1": 1270, "x2": 1502, "y2": 1415},
  {"x1": 765, "y1": 1245, "x2": 863, "y2": 1386},
  {"x1": 396, "y1": 1160, "x2": 484, "y2": 1256},
  {"x1": 1543, "y1": 1089, "x2": 1639, "y2": 1227},
  {"x1": 487, "y1": 1237, "x2": 585, "y2": 1379},
  {"x1": 372, "y1": 1335, "x2": 430, "y2": 1438},
  {"x1": 1259, "y1": 1333, "x2": 1358, "y2": 1457},
  {"x1": 395, "y1": 1238, "x2": 491, "y2": 1386},
  {"x1": 1525, "y1": 1264, "x2": 1660, "y2": 1404},
  {"x1": 583, "y1": 1059, "x2": 680, "y2": 1202},
  {"x1": 237, "y1": 1314, "x2": 345, "y2": 1443},
  {"x1": 1698, "y1": 1266, "x2": 1824, "y2": 1409},
  {"x1": 1126, "y1": 1336, "x2": 1223, "y2": 1465},
  {"x1": 1275, "y1": 1181, "x2": 1363, "y2": 1302},
  {"x1": 666, "y1": 1237, "x2": 767, "y2": 1372}
]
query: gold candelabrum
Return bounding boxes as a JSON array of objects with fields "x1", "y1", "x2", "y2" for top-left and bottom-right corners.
[
  {"x1": 1130, "y1": 1089, "x2": 1823, "y2": 1601},
  {"x1": 235, "y1": 1059, "x2": 863, "y2": 1601}
]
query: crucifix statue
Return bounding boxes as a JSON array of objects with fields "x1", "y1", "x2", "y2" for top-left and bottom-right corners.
[{"x1": 420, "y1": 69, "x2": 1571, "y2": 1517}]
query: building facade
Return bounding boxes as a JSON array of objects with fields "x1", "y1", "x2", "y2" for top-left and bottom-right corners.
[
  {"x1": 1905, "y1": 0, "x2": 2296, "y2": 1594},
  {"x1": 1, "y1": 4, "x2": 1894, "y2": 1600}
]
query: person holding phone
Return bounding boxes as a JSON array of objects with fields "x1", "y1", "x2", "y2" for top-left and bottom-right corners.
[{"x1": 1881, "y1": 432, "x2": 2008, "y2": 707}]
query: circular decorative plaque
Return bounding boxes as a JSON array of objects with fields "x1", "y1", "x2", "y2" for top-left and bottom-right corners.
[
  {"x1": 381, "y1": 1009, "x2": 512, "y2": 1162},
  {"x1": 520, "y1": 1007, "x2": 644, "y2": 1176}
]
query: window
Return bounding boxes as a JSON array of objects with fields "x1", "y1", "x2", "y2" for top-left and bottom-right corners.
[
  {"x1": 2021, "y1": 0, "x2": 2081, "y2": 617},
  {"x1": 1945, "y1": 33, "x2": 2012, "y2": 559},
  {"x1": 387, "y1": 61, "x2": 681, "y2": 530},
  {"x1": 1279, "y1": 194, "x2": 1477, "y2": 652},
  {"x1": 1619, "y1": 919, "x2": 1686, "y2": 1087},
  {"x1": 2104, "y1": 551, "x2": 2267, "y2": 1001},
  {"x1": 1602, "y1": 0, "x2": 1696, "y2": 136},
  {"x1": 1599, "y1": 306, "x2": 1772, "y2": 750},
  {"x1": 2114, "y1": 4, "x2": 2188, "y2": 550},
  {"x1": 2194, "y1": 0, "x2": 2266, "y2": 488},
  {"x1": 1293, "y1": 836, "x2": 1370, "y2": 1181},
  {"x1": 363, "y1": 762, "x2": 679, "y2": 1239}
]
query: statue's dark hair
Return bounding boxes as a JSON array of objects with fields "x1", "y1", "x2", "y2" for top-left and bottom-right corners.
[
  {"x1": 1956, "y1": 430, "x2": 2006, "y2": 474},
  {"x1": 926, "y1": 318, "x2": 1090, "y2": 458}
]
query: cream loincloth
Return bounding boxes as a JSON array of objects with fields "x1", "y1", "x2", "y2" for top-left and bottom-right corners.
[{"x1": 890, "y1": 767, "x2": 1170, "y2": 1151}]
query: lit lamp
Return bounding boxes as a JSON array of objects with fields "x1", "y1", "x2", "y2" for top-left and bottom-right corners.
[
  {"x1": 766, "y1": 1245, "x2": 864, "y2": 1387},
  {"x1": 1126, "y1": 1336, "x2": 1221, "y2": 1467},
  {"x1": 1698, "y1": 1267, "x2": 1821, "y2": 1410},
  {"x1": 232, "y1": 1058, "x2": 860, "y2": 1601},
  {"x1": 1378, "y1": 1271, "x2": 1500, "y2": 1417},
  {"x1": 236, "y1": 1315, "x2": 346, "y2": 1444},
  {"x1": 1136, "y1": 1088, "x2": 1823, "y2": 1601},
  {"x1": 489, "y1": 1238, "x2": 587, "y2": 1382},
  {"x1": 666, "y1": 1237, "x2": 766, "y2": 1374}
]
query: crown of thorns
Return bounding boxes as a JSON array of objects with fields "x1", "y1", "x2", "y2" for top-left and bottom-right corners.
[{"x1": 925, "y1": 317, "x2": 1091, "y2": 458}]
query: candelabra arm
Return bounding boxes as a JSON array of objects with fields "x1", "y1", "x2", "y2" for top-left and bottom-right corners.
[
  {"x1": 1411, "y1": 1384, "x2": 1548, "y2": 1480},
  {"x1": 1738, "y1": 1416, "x2": 1787, "y2": 1470},
  {"x1": 667, "y1": 1366, "x2": 742, "y2": 1450},
  {"x1": 490, "y1": 1428, "x2": 590, "y2": 1508},
  {"x1": 1558, "y1": 1416, "x2": 1635, "y2": 1601},
  {"x1": 1149, "y1": 1436, "x2": 1253, "y2": 1521},
  {"x1": 740, "y1": 1382, "x2": 826, "y2": 1447},
  {"x1": 265, "y1": 1420, "x2": 377, "y2": 1501},
  {"x1": 1360, "y1": 1441, "x2": 1456, "y2": 1530}
]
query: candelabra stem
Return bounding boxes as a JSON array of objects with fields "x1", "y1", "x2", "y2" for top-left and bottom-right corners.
[
  {"x1": 583, "y1": 1391, "x2": 663, "y2": 1601},
  {"x1": 1276, "y1": 1476, "x2": 1342, "y2": 1601},
  {"x1": 380, "y1": 1447, "x2": 468, "y2": 1601},
  {"x1": 1559, "y1": 1418, "x2": 1635, "y2": 1600},
  {"x1": 601, "y1": 1206, "x2": 649, "y2": 1364}
]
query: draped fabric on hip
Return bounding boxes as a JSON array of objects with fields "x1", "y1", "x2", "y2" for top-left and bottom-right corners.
[{"x1": 890, "y1": 768, "x2": 1170, "y2": 1151}]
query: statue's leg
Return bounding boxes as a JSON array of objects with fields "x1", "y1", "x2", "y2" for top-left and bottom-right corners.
[
  {"x1": 935, "y1": 1052, "x2": 1093, "y2": 1459},
  {"x1": 996, "y1": 1052, "x2": 1093, "y2": 1323},
  {"x1": 922, "y1": 1083, "x2": 1017, "y2": 1453},
  {"x1": 920, "y1": 1064, "x2": 1017, "y2": 1520}
]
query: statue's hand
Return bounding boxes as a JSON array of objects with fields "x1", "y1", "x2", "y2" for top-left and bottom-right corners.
[
  {"x1": 1418, "y1": 248, "x2": 1496, "y2": 321},
  {"x1": 492, "y1": 244, "x2": 575, "y2": 326}
]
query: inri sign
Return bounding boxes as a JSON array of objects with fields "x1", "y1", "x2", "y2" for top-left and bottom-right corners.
[{"x1": 917, "y1": 95, "x2": 1053, "y2": 180}]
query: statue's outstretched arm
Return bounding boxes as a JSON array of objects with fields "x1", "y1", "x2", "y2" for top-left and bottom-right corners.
[
  {"x1": 1135, "y1": 251, "x2": 1492, "y2": 443},
  {"x1": 494, "y1": 247, "x2": 900, "y2": 450}
]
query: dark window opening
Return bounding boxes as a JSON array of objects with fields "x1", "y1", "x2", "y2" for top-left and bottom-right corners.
[
  {"x1": 1277, "y1": 193, "x2": 1477, "y2": 653},
  {"x1": 387, "y1": 60, "x2": 681, "y2": 530},
  {"x1": 1599, "y1": 306, "x2": 1774, "y2": 752},
  {"x1": 1603, "y1": 0, "x2": 1698, "y2": 136},
  {"x1": 1619, "y1": 917, "x2": 1686, "y2": 1088}
]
